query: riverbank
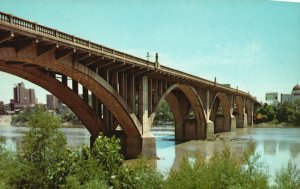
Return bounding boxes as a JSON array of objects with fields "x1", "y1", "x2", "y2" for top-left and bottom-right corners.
[
  {"x1": 0, "y1": 115, "x2": 84, "y2": 128},
  {"x1": 0, "y1": 115, "x2": 12, "y2": 126},
  {"x1": 254, "y1": 122, "x2": 296, "y2": 128}
]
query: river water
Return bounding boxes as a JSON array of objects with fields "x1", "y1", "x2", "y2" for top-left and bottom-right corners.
[{"x1": 1, "y1": 125, "x2": 300, "y2": 183}]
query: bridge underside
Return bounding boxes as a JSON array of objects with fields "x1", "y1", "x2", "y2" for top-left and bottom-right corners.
[{"x1": 0, "y1": 13, "x2": 257, "y2": 159}]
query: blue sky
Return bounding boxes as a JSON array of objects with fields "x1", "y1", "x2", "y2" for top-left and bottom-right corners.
[{"x1": 0, "y1": 0, "x2": 299, "y2": 103}]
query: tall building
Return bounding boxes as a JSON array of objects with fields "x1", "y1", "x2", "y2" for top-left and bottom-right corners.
[
  {"x1": 46, "y1": 94, "x2": 60, "y2": 111},
  {"x1": 281, "y1": 84, "x2": 300, "y2": 104},
  {"x1": 265, "y1": 92, "x2": 279, "y2": 106},
  {"x1": 12, "y1": 82, "x2": 37, "y2": 110}
]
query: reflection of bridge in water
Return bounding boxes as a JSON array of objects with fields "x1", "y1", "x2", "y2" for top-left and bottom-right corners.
[{"x1": 0, "y1": 12, "x2": 258, "y2": 158}]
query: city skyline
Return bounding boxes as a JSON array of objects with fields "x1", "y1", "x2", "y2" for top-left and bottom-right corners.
[{"x1": 0, "y1": 0, "x2": 300, "y2": 103}]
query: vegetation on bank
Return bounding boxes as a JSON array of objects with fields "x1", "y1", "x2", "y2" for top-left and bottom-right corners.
[
  {"x1": 1, "y1": 109, "x2": 300, "y2": 188},
  {"x1": 255, "y1": 100, "x2": 300, "y2": 127},
  {"x1": 11, "y1": 105, "x2": 80, "y2": 127}
]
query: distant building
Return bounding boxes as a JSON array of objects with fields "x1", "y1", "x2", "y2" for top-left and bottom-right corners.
[
  {"x1": 46, "y1": 94, "x2": 59, "y2": 111},
  {"x1": 281, "y1": 84, "x2": 300, "y2": 104},
  {"x1": 265, "y1": 92, "x2": 279, "y2": 106},
  {"x1": 12, "y1": 82, "x2": 37, "y2": 110}
]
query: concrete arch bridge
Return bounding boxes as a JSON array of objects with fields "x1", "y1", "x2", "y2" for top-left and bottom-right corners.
[{"x1": 0, "y1": 12, "x2": 258, "y2": 158}]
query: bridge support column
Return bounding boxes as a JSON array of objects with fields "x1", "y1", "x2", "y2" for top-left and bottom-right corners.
[
  {"x1": 231, "y1": 115, "x2": 236, "y2": 132},
  {"x1": 244, "y1": 113, "x2": 248, "y2": 128},
  {"x1": 205, "y1": 90, "x2": 214, "y2": 139},
  {"x1": 206, "y1": 120, "x2": 214, "y2": 139},
  {"x1": 139, "y1": 76, "x2": 156, "y2": 158},
  {"x1": 124, "y1": 137, "x2": 142, "y2": 159}
]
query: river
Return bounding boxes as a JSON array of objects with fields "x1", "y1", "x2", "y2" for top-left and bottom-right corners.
[{"x1": 1, "y1": 125, "x2": 300, "y2": 183}]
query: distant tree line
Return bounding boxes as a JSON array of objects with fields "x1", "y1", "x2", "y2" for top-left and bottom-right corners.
[
  {"x1": 255, "y1": 100, "x2": 300, "y2": 126},
  {"x1": 11, "y1": 105, "x2": 79, "y2": 126}
]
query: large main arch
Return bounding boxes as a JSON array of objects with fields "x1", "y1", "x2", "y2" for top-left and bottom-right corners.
[
  {"x1": 0, "y1": 46, "x2": 143, "y2": 158},
  {"x1": 0, "y1": 64, "x2": 104, "y2": 135}
]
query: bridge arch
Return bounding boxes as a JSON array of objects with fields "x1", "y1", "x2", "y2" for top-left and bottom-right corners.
[
  {"x1": 0, "y1": 47, "x2": 143, "y2": 158},
  {"x1": 149, "y1": 83, "x2": 207, "y2": 140},
  {"x1": 209, "y1": 92, "x2": 231, "y2": 133},
  {"x1": 0, "y1": 64, "x2": 104, "y2": 135}
]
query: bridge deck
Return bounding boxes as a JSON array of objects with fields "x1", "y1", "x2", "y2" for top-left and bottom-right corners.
[{"x1": 0, "y1": 11, "x2": 256, "y2": 100}]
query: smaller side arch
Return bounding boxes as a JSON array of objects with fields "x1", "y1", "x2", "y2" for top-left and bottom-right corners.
[
  {"x1": 209, "y1": 93, "x2": 231, "y2": 133},
  {"x1": 150, "y1": 83, "x2": 207, "y2": 140}
]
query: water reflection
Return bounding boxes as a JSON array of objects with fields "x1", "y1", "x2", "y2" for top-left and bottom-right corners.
[
  {"x1": 0, "y1": 125, "x2": 91, "y2": 151},
  {"x1": 155, "y1": 127, "x2": 300, "y2": 182}
]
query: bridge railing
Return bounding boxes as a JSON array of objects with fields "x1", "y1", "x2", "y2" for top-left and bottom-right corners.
[
  {"x1": 0, "y1": 12, "x2": 256, "y2": 101},
  {"x1": 0, "y1": 12, "x2": 151, "y2": 67},
  {"x1": 160, "y1": 65, "x2": 252, "y2": 98}
]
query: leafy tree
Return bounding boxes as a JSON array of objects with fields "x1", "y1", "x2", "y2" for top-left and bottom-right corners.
[
  {"x1": 255, "y1": 104, "x2": 276, "y2": 123},
  {"x1": 60, "y1": 111, "x2": 79, "y2": 124},
  {"x1": 294, "y1": 112, "x2": 300, "y2": 126},
  {"x1": 274, "y1": 161, "x2": 300, "y2": 189},
  {"x1": 276, "y1": 102, "x2": 295, "y2": 123},
  {"x1": 10, "y1": 109, "x2": 69, "y2": 189},
  {"x1": 154, "y1": 100, "x2": 174, "y2": 124},
  {"x1": 0, "y1": 102, "x2": 5, "y2": 115}
]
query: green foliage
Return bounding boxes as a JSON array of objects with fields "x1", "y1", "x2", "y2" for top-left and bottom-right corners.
[
  {"x1": 3, "y1": 110, "x2": 300, "y2": 189},
  {"x1": 114, "y1": 157, "x2": 164, "y2": 189},
  {"x1": 11, "y1": 105, "x2": 46, "y2": 125},
  {"x1": 10, "y1": 109, "x2": 69, "y2": 189},
  {"x1": 276, "y1": 103, "x2": 296, "y2": 123},
  {"x1": 255, "y1": 102, "x2": 300, "y2": 126},
  {"x1": 0, "y1": 136, "x2": 23, "y2": 189},
  {"x1": 60, "y1": 111, "x2": 79, "y2": 123},
  {"x1": 154, "y1": 100, "x2": 174, "y2": 124},
  {"x1": 0, "y1": 102, "x2": 5, "y2": 115},
  {"x1": 62, "y1": 134, "x2": 123, "y2": 188},
  {"x1": 274, "y1": 161, "x2": 300, "y2": 189},
  {"x1": 166, "y1": 145, "x2": 269, "y2": 189},
  {"x1": 12, "y1": 104, "x2": 80, "y2": 126},
  {"x1": 255, "y1": 104, "x2": 277, "y2": 123},
  {"x1": 294, "y1": 112, "x2": 300, "y2": 126}
]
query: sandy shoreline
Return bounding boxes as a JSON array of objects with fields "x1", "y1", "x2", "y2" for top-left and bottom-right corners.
[{"x1": 0, "y1": 115, "x2": 12, "y2": 126}]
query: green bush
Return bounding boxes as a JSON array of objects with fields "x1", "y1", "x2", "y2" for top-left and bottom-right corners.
[
  {"x1": 114, "y1": 157, "x2": 164, "y2": 189},
  {"x1": 9, "y1": 110, "x2": 69, "y2": 189},
  {"x1": 166, "y1": 145, "x2": 269, "y2": 189},
  {"x1": 274, "y1": 161, "x2": 300, "y2": 189}
]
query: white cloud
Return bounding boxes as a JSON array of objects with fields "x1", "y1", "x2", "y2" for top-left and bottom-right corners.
[{"x1": 272, "y1": 0, "x2": 300, "y2": 3}]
